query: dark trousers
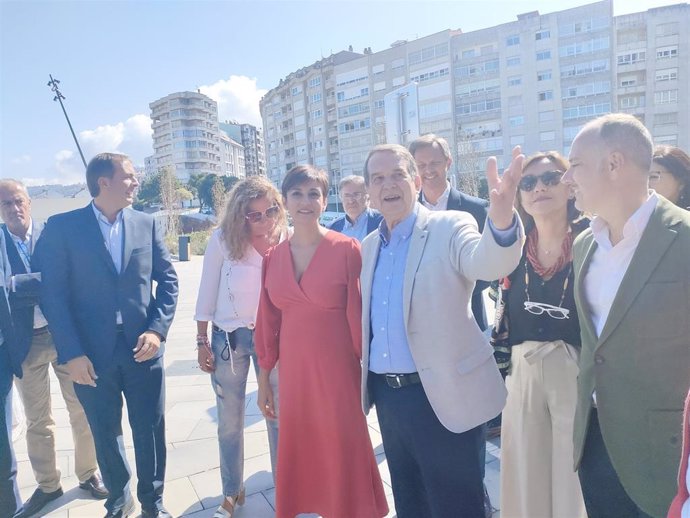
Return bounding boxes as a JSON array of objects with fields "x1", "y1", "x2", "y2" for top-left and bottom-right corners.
[
  {"x1": 578, "y1": 409, "x2": 654, "y2": 518},
  {"x1": 370, "y1": 373, "x2": 486, "y2": 518},
  {"x1": 74, "y1": 333, "x2": 166, "y2": 513},
  {"x1": 0, "y1": 347, "x2": 21, "y2": 518}
]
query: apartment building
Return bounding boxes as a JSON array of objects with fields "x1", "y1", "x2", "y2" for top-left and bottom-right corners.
[
  {"x1": 220, "y1": 133, "x2": 246, "y2": 179},
  {"x1": 219, "y1": 121, "x2": 266, "y2": 176},
  {"x1": 261, "y1": 0, "x2": 689, "y2": 185}
]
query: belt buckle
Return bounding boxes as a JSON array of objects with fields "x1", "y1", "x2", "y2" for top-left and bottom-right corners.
[{"x1": 386, "y1": 374, "x2": 403, "y2": 389}]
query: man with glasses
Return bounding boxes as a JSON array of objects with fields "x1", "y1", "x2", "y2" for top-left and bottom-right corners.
[
  {"x1": 0, "y1": 179, "x2": 108, "y2": 518},
  {"x1": 564, "y1": 113, "x2": 690, "y2": 518},
  {"x1": 329, "y1": 175, "x2": 382, "y2": 242}
]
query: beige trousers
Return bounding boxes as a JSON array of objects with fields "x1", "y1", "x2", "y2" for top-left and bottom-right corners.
[
  {"x1": 500, "y1": 340, "x2": 587, "y2": 518},
  {"x1": 14, "y1": 330, "x2": 98, "y2": 491}
]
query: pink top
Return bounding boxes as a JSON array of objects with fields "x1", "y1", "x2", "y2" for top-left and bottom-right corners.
[{"x1": 668, "y1": 389, "x2": 690, "y2": 518}]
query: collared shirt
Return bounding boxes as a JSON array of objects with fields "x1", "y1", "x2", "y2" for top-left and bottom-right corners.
[
  {"x1": 369, "y1": 206, "x2": 419, "y2": 374},
  {"x1": 369, "y1": 203, "x2": 520, "y2": 375},
  {"x1": 194, "y1": 228, "x2": 265, "y2": 332},
  {"x1": 584, "y1": 192, "x2": 658, "y2": 337},
  {"x1": 8, "y1": 219, "x2": 48, "y2": 329},
  {"x1": 421, "y1": 182, "x2": 451, "y2": 211},
  {"x1": 341, "y1": 209, "x2": 370, "y2": 243},
  {"x1": 91, "y1": 202, "x2": 124, "y2": 324}
]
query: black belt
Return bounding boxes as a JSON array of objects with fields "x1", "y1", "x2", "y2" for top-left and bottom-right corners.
[
  {"x1": 212, "y1": 324, "x2": 255, "y2": 333},
  {"x1": 33, "y1": 326, "x2": 50, "y2": 336},
  {"x1": 374, "y1": 372, "x2": 421, "y2": 389}
]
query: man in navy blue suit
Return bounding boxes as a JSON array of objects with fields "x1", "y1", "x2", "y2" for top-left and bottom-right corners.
[
  {"x1": 0, "y1": 230, "x2": 23, "y2": 518},
  {"x1": 35, "y1": 153, "x2": 178, "y2": 518},
  {"x1": 328, "y1": 174, "x2": 382, "y2": 242}
]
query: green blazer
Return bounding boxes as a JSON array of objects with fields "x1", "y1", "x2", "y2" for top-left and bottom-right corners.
[{"x1": 572, "y1": 196, "x2": 690, "y2": 518}]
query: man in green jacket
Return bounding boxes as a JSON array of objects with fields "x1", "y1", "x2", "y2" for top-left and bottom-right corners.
[{"x1": 564, "y1": 112, "x2": 689, "y2": 518}]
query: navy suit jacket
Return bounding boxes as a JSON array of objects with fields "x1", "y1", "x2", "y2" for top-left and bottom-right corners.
[
  {"x1": 0, "y1": 231, "x2": 21, "y2": 378},
  {"x1": 329, "y1": 208, "x2": 383, "y2": 236},
  {"x1": 2, "y1": 223, "x2": 43, "y2": 367},
  {"x1": 34, "y1": 205, "x2": 178, "y2": 373},
  {"x1": 420, "y1": 187, "x2": 490, "y2": 330}
]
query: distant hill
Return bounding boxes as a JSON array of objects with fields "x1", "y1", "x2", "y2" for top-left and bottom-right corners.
[{"x1": 28, "y1": 184, "x2": 89, "y2": 199}]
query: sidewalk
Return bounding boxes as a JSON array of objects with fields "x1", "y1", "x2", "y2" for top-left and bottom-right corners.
[{"x1": 13, "y1": 255, "x2": 502, "y2": 517}]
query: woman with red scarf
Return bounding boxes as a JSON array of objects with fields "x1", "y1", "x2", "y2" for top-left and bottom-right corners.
[{"x1": 494, "y1": 151, "x2": 588, "y2": 518}]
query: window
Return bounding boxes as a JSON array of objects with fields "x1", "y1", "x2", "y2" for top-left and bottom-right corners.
[
  {"x1": 535, "y1": 29, "x2": 551, "y2": 40},
  {"x1": 507, "y1": 56, "x2": 520, "y2": 67},
  {"x1": 291, "y1": 86, "x2": 302, "y2": 96},
  {"x1": 508, "y1": 75, "x2": 521, "y2": 86},
  {"x1": 537, "y1": 70, "x2": 552, "y2": 81},
  {"x1": 655, "y1": 68, "x2": 678, "y2": 82},
  {"x1": 506, "y1": 35, "x2": 520, "y2": 46},
  {"x1": 656, "y1": 22, "x2": 679, "y2": 37},
  {"x1": 654, "y1": 112, "x2": 677, "y2": 125},
  {"x1": 536, "y1": 50, "x2": 551, "y2": 61},
  {"x1": 462, "y1": 49, "x2": 476, "y2": 59},
  {"x1": 392, "y1": 76, "x2": 405, "y2": 87},
  {"x1": 561, "y1": 59, "x2": 609, "y2": 78},
  {"x1": 619, "y1": 76, "x2": 637, "y2": 87},
  {"x1": 310, "y1": 93, "x2": 322, "y2": 103},
  {"x1": 455, "y1": 78, "x2": 500, "y2": 97},
  {"x1": 374, "y1": 99, "x2": 385, "y2": 109},
  {"x1": 408, "y1": 43, "x2": 449, "y2": 65},
  {"x1": 312, "y1": 109, "x2": 323, "y2": 119},
  {"x1": 654, "y1": 90, "x2": 678, "y2": 104},
  {"x1": 656, "y1": 135, "x2": 678, "y2": 146},
  {"x1": 509, "y1": 115, "x2": 525, "y2": 127},
  {"x1": 455, "y1": 59, "x2": 499, "y2": 78},
  {"x1": 617, "y1": 51, "x2": 645, "y2": 66},
  {"x1": 308, "y1": 76, "x2": 321, "y2": 88},
  {"x1": 456, "y1": 98, "x2": 501, "y2": 114},
  {"x1": 539, "y1": 110, "x2": 554, "y2": 122},
  {"x1": 372, "y1": 64, "x2": 385, "y2": 74},
  {"x1": 374, "y1": 81, "x2": 386, "y2": 92},
  {"x1": 538, "y1": 90, "x2": 553, "y2": 101},
  {"x1": 563, "y1": 102, "x2": 611, "y2": 120},
  {"x1": 619, "y1": 95, "x2": 644, "y2": 109},
  {"x1": 559, "y1": 37, "x2": 609, "y2": 58},
  {"x1": 656, "y1": 45, "x2": 678, "y2": 59},
  {"x1": 392, "y1": 58, "x2": 405, "y2": 69},
  {"x1": 540, "y1": 131, "x2": 555, "y2": 142},
  {"x1": 410, "y1": 67, "x2": 450, "y2": 83}
]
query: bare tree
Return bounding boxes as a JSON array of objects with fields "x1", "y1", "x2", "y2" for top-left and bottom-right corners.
[
  {"x1": 211, "y1": 176, "x2": 226, "y2": 218},
  {"x1": 159, "y1": 166, "x2": 181, "y2": 238},
  {"x1": 454, "y1": 134, "x2": 482, "y2": 198}
]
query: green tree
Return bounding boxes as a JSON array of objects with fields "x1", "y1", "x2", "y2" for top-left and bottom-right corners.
[
  {"x1": 187, "y1": 173, "x2": 207, "y2": 207},
  {"x1": 135, "y1": 174, "x2": 161, "y2": 208},
  {"x1": 198, "y1": 173, "x2": 219, "y2": 211}
]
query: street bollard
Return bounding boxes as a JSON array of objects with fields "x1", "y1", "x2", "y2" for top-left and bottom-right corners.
[{"x1": 178, "y1": 235, "x2": 191, "y2": 261}]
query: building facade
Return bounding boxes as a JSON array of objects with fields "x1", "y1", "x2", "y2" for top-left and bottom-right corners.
[
  {"x1": 261, "y1": 0, "x2": 689, "y2": 186},
  {"x1": 219, "y1": 121, "x2": 266, "y2": 176}
]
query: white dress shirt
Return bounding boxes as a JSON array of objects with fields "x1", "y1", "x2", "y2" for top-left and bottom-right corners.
[
  {"x1": 92, "y1": 203, "x2": 124, "y2": 324},
  {"x1": 194, "y1": 228, "x2": 263, "y2": 332},
  {"x1": 584, "y1": 192, "x2": 658, "y2": 337},
  {"x1": 421, "y1": 182, "x2": 451, "y2": 211},
  {"x1": 8, "y1": 219, "x2": 49, "y2": 329}
]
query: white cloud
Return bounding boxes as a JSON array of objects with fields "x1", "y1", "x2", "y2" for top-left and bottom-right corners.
[
  {"x1": 49, "y1": 114, "x2": 153, "y2": 185},
  {"x1": 10, "y1": 154, "x2": 31, "y2": 165},
  {"x1": 199, "y1": 75, "x2": 266, "y2": 127}
]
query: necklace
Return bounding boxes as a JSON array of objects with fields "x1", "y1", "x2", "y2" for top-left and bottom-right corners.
[{"x1": 523, "y1": 261, "x2": 572, "y2": 320}]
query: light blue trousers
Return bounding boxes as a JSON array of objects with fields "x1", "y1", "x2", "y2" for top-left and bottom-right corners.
[{"x1": 210, "y1": 327, "x2": 279, "y2": 497}]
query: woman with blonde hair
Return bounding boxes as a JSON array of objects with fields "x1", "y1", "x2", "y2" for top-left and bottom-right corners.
[
  {"x1": 194, "y1": 177, "x2": 286, "y2": 517},
  {"x1": 495, "y1": 151, "x2": 588, "y2": 518}
]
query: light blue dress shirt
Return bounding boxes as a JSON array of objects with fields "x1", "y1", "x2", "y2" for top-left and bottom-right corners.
[
  {"x1": 91, "y1": 202, "x2": 124, "y2": 324},
  {"x1": 341, "y1": 210, "x2": 370, "y2": 243},
  {"x1": 369, "y1": 203, "x2": 519, "y2": 374}
]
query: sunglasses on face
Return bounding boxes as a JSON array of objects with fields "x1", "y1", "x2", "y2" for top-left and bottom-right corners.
[
  {"x1": 518, "y1": 170, "x2": 564, "y2": 192},
  {"x1": 245, "y1": 205, "x2": 280, "y2": 223}
]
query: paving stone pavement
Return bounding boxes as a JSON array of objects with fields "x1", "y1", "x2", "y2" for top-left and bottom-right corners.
[{"x1": 12, "y1": 255, "x2": 502, "y2": 517}]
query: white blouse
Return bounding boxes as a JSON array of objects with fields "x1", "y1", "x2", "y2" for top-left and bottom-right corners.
[
  {"x1": 682, "y1": 413, "x2": 690, "y2": 518},
  {"x1": 194, "y1": 228, "x2": 263, "y2": 332}
]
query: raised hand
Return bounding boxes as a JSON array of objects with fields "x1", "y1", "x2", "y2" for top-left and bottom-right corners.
[{"x1": 486, "y1": 145, "x2": 524, "y2": 230}]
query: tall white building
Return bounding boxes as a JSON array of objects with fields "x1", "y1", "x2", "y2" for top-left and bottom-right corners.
[
  {"x1": 261, "y1": 0, "x2": 689, "y2": 186},
  {"x1": 149, "y1": 91, "x2": 226, "y2": 182},
  {"x1": 219, "y1": 121, "x2": 266, "y2": 176}
]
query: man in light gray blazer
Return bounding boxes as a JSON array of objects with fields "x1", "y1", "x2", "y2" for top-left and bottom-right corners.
[{"x1": 359, "y1": 144, "x2": 524, "y2": 518}]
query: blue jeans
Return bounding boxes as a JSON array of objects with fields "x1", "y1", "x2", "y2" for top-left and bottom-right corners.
[
  {"x1": 211, "y1": 327, "x2": 279, "y2": 497},
  {"x1": 1, "y1": 346, "x2": 22, "y2": 518}
]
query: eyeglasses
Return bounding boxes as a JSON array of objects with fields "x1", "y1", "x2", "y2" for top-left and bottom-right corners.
[
  {"x1": 245, "y1": 205, "x2": 280, "y2": 223},
  {"x1": 518, "y1": 170, "x2": 564, "y2": 192},
  {"x1": 342, "y1": 192, "x2": 365, "y2": 201},
  {"x1": 523, "y1": 301, "x2": 571, "y2": 319}
]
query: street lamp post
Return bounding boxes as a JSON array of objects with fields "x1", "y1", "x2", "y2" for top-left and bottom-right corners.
[{"x1": 47, "y1": 74, "x2": 87, "y2": 169}]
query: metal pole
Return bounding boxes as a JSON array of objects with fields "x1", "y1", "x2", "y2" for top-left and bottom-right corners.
[{"x1": 48, "y1": 75, "x2": 87, "y2": 169}]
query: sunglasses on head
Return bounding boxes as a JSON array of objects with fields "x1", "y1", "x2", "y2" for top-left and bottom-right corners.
[
  {"x1": 518, "y1": 170, "x2": 564, "y2": 192},
  {"x1": 245, "y1": 205, "x2": 280, "y2": 223}
]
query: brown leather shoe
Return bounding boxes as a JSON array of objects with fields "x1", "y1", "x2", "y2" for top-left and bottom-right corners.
[{"x1": 79, "y1": 473, "x2": 109, "y2": 499}]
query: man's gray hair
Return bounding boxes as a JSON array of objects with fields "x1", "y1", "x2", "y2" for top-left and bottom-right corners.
[
  {"x1": 363, "y1": 144, "x2": 418, "y2": 184},
  {"x1": 339, "y1": 174, "x2": 366, "y2": 191},
  {"x1": 408, "y1": 134, "x2": 452, "y2": 162},
  {"x1": 583, "y1": 113, "x2": 653, "y2": 172},
  {"x1": 0, "y1": 178, "x2": 30, "y2": 198}
]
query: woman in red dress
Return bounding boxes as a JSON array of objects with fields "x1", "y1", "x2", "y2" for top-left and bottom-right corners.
[{"x1": 256, "y1": 165, "x2": 388, "y2": 518}]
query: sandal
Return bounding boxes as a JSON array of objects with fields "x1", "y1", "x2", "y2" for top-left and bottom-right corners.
[{"x1": 212, "y1": 488, "x2": 246, "y2": 518}]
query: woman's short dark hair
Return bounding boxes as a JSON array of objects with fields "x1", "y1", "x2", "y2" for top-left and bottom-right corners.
[
  {"x1": 516, "y1": 151, "x2": 583, "y2": 232},
  {"x1": 652, "y1": 145, "x2": 690, "y2": 209},
  {"x1": 281, "y1": 164, "x2": 329, "y2": 199},
  {"x1": 86, "y1": 153, "x2": 130, "y2": 197}
]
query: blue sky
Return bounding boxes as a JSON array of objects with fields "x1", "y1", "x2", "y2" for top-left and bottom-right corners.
[{"x1": 0, "y1": 0, "x2": 675, "y2": 185}]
